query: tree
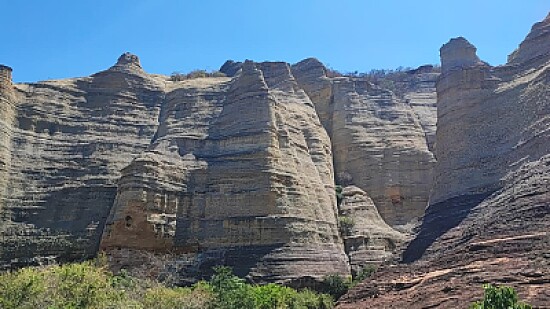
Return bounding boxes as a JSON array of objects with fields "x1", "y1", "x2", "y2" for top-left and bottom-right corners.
[{"x1": 469, "y1": 284, "x2": 532, "y2": 309}]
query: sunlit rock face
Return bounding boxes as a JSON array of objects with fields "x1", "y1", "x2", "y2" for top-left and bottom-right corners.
[
  {"x1": 337, "y1": 14, "x2": 550, "y2": 309},
  {"x1": 101, "y1": 60, "x2": 350, "y2": 283},
  {"x1": 292, "y1": 60, "x2": 436, "y2": 228},
  {"x1": 0, "y1": 52, "x2": 439, "y2": 283}
]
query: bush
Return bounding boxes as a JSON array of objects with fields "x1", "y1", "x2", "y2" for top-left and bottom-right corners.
[
  {"x1": 352, "y1": 265, "x2": 376, "y2": 284},
  {"x1": 170, "y1": 70, "x2": 226, "y2": 81},
  {"x1": 321, "y1": 274, "x2": 351, "y2": 301},
  {"x1": 469, "y1": 284, "x2": 532, "y2": 309},
  {"x1": 335, "y1": 185, "x2": 343, "y2": 206},
  {"x1": 338, "y1": 216, "x2": 355, "y2": 236},
  {"x1": 0, "y1": 262, "x2": 333, "y2": 309}
]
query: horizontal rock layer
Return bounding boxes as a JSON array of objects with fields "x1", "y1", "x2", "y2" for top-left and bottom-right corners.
[
  {"x1": 292, "y1": 60, "x2": 436, "y2": 228},
  {"x1": 338, "y1": 14, "x2": 550, "y2": 308}
]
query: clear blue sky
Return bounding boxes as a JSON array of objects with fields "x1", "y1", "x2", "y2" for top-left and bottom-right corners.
[{"x1": 1, "y1": 0, "x2": 548, "y2": 82}]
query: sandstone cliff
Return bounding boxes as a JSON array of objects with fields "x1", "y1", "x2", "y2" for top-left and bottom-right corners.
[
  {"x1": 101, "y1": 60, "x2": 351, "y2": 283},
  {"x1": 292, "y1": 60, "x2": 436, "y2": 228},
  {"x1": 0, "y1": 50, "x2": 434, "y2": 282},
  {"x1": 0, "y1": 54, "x2": 166, "y2": 268},
  {"x1": 338, "y1": 186, "x2": 406, "y2": 274},
  {"x1": 338, "y1": 13, "x2": 550, "y2": 308}
]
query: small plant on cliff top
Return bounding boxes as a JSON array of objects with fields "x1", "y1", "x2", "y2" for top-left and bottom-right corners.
[{"x1": 469, "y1": 284, "x2": 532, "y2": 309}]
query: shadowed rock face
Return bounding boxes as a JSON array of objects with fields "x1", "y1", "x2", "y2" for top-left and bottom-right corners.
[
  {"x1": 337, "y1": 14, "x2": 550, "y2": 309},
  {"x1": 338, "y1": 186, "x2": 406, "y2": 274}
]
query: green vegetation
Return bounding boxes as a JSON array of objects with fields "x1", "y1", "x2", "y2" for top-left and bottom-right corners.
[
  {"x1": 321, "y1": 265, "x2": 377, "y2": 301},
  {"x1": 337, "y1": 216, "x2": 355, "y2": 236},
  {"x1": 469, "y1": 284, "x2": 532, "y2": 309},
  {"x1": 170, "y1": 70, "x2": 226, "y2": 81},
  {"x1": 0, "y1": 262, "x2": 333, "y2": 309}
]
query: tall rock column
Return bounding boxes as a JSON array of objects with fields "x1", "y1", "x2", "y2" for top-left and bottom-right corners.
[
  {"x1": 430, "y1": 38, "x2": 498, "y2": 204},
  {"x1": 0, "y1": 65, "x2": 16, "y2": 216}
]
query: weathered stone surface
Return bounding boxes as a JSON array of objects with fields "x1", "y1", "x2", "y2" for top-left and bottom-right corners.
[
  {"x1": 338, "y1": 186, "x2": 406, "y2": 274},
  {"x1": 292, "y1": 60, "x2": 436, "y2": 228},
  {"x1": 338, "y1": 15, "x2": 550, "y2": 308},
  {"x1": 0, "y1": 54, "x2": 166, "y2": 268},
  {"x1": 386, "y1": 66, "x2": 439, "y2": 151},
  {"x1": 219, "y1": 60, "x2": 243, "y2": 77},
  {"x1": 0, "y1": 65, "x2": 15, "y2": 215},
  {"x1": 100, "y1": 60, "x2": 350, "y2": 283},
  {"x1": 331, "y1": 78, "x2": 435, "y2": 228},
  {"x1": 508, "y1": 12, "x2": 550, "y2": 66},
  {"x1": 291, "y1": 58, "x2": 334, "y2": 133}
]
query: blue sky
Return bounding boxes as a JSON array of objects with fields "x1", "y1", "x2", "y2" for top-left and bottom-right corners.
[{"x1": 1, "y1": 1, "x2": 548, "y2": 82}]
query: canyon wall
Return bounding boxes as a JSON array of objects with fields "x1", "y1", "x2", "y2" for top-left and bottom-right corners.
[
  {"x1": 292, "y1": 60, "x2": 437, "y2": 227},
  {"x1": 101, "y1": 60, "x2": 351, "y2": 283},
  {"x1": 0, "y1": 40, "x2": 438, "y2": 283},
  {"x1": 338, "y1": 13, "x2": 550, "y2": 309},
  {"x1": 0, "y1": 54, "x2": 165, "y2": 268}
]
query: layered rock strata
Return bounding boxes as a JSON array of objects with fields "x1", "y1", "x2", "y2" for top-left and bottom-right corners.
[
  {"x1": 99, "y1": 60, "x2": 351, "y2": 283},
  {"x1": 338, "y1": 14, "x2": 550, "y2": 308},
  {"x1": 292, "y1": 60, "x2": 436, "y2": 227},
  {"x1": 0, "y1": 54, "x2": 166, "y2": 268},
  {"x1": 0, "y1": 52, "x2": 438, "y2": 282},
  {"x1": 338, "y1": 186, "x2": 405, "y2": 274}
]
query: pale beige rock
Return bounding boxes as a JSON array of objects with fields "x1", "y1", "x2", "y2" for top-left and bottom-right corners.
[
  {"x1": 338, "y1": 186, "x2": 405, "y2": 274},
  {"x1": 292, "y1": 61, "x2": 436, "y2": 228},
  {"x1": 101, "y1": 60, "x2": 350, "y2": 283},
  {"x1": 0, "y1": 54, "x2": 167, "y2": 267}
]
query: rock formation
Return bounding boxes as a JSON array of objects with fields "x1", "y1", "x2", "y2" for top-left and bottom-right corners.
[
  {"x1": 337, "y1": 13, "x2": 550, "y2": 308},
  {"x1": 292, "y1": 60, "x2": 436, "y2": 228},
  {"x1": 338, "y1": 186, "x2": 405, "y2": 274},
  {"x1": 101, "y1": 60, "x2": 351, "y2": 283},
  {"x1": 0, "y1": 49, "x2": 437, "y2": 282},
  {"x1": 0, "y1": 54, "x2": 166, "y2": 268}
]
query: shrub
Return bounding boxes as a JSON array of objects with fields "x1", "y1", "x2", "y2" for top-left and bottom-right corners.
[
  {"x1": 321, "y1": 274, "x2": 351, "y2": 300},
  {"x1": 0, "y1": 261, "x2": 333, "y2": 309},
  {"x1": 338, "y1": 216, "x2": 355, "y2": 236},
  {"x1": 469, "y1": 284, "x2": 532, "y2": 309},
  {"x1": 352, "y1": 265, "x2": 376, "y2": 284},
  {"x1": 210, "y1": 266, "x2": 255, "y2": 309},
  {"x1": 170, "y1": 70, "x2": 226, "y2": 81},
  {"x1": 335, "y1": 185, "x2": 343, "y2": 206}
]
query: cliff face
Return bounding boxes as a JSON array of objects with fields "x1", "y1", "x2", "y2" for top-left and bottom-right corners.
[
  {"x1": 338, "y1": 14, "x2": 550, "y2": 309},
  {"x1": 292, "y1": 60, "x2": 436, "y2": 228},
  {"x1": 101, "y1": 60, "x2": 351, "y2": 283},
  {"x1": 0, "y1": 54, "x2": 165, "y2": 267},
  {"x1": 1, "y1": 50, "x2": 435, "y2": 281}
]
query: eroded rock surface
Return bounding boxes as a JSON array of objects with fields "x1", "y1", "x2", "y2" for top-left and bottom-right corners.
[
  {"x1": 338, "y1": 14, "x2": 550, "y2": 308},
  {"x1": 101, "y1": 60, "x2": 351, "y2": 283},
  {"x1": 292, "y1": 60, "x2": 436, "y2": 228},
  {"x1": 0, "y1": 54, "x2": 166, "y2": 268},
  {"x1": 338, "y1": 186, "x2": 405, "y2": 274}
]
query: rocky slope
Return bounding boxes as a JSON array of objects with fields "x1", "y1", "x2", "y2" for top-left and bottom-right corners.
[{"x1": 337, "y1": 13, "x2": 550, "y2": 309}]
